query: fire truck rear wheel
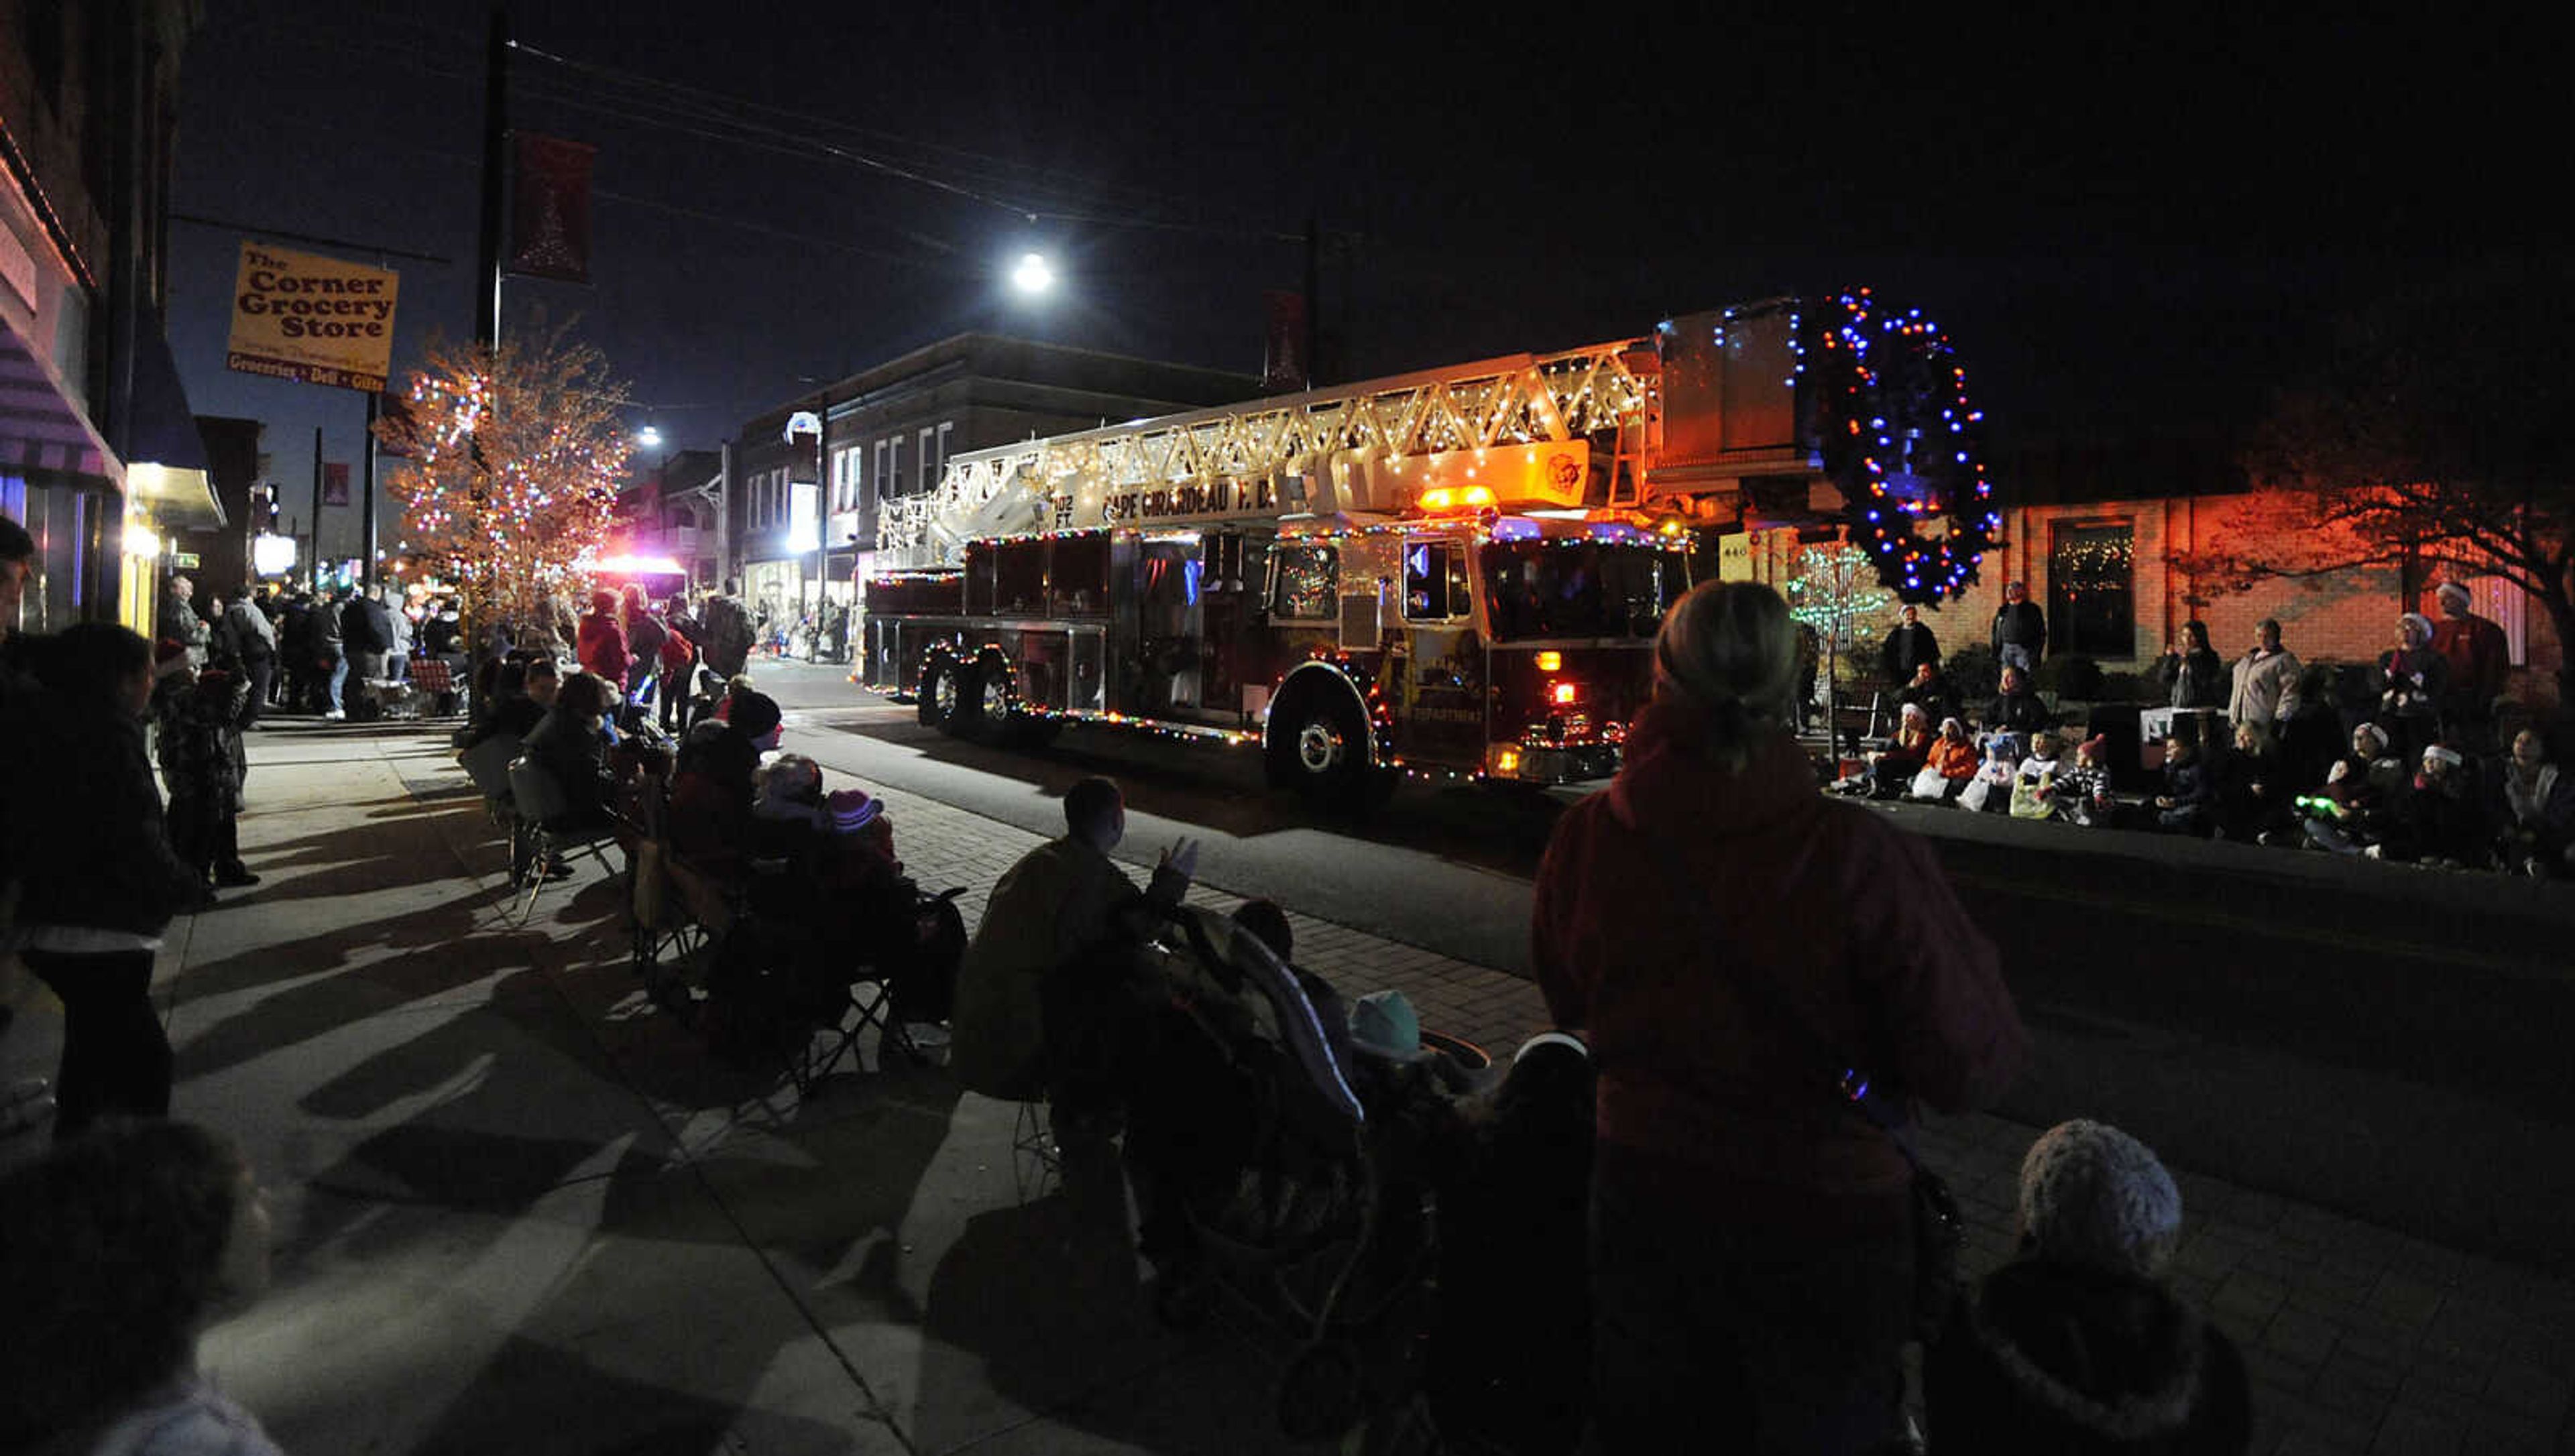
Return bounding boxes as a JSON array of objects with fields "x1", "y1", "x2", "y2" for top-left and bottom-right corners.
[{"x1": 1267, "y1": 683, "x2": 1368, "y2": 802}]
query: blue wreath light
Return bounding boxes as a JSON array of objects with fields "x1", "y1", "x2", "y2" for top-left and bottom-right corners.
[{"x1": 1790, "y1": 288, "x2": 1999, "y2": 604}]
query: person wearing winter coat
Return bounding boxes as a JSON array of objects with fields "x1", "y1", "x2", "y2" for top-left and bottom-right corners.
[
  {"x1": 160, "y1": 576, "x2": 211, "y2": 670},
  {"x1": 215, "y1": 590, "x2": 279, "y2": 728},
  {"x1": 699, "y1": 584, "x2": 755, "y2": 680},
  {"x1": 2213, "y1": 721, "x2": 2291, "y2": 845},
  {"x1": 2226, "y1": 619, "x2": 2301, "y2": 730},
  {"x1": 314, "y1": 589, "x2": 349, "y2": 719},
  {"x1": 574, "y1": 589, "x2": 628, "y2": 692},
  {"x1": 2429, "y1": 581, "x2": 2509, "y2": 747},
  {"x1": 520, "y1": 670, "x2": 622, "y2": 832},
  {"x1": 1534, "y1": 580, "x2": 2026, "y2": 1455},
  {"x1": 2495, "y1": 727, "x2": 2575, "y2": 877},
  {"x1": 2152, "y1": 735, "x2": 2217, "y2": 835},
  {"x1": 1895, "y1": 659, "x2": 1958, "y2": 732},
  {"x1": 951, "y1": 776, "x2": 1199, "y2": 1104},
  {"x1": 2376, "y1": 614, "x2": 2447, "y2": 767},
  {"x1": 2387, "y1": 744, "x2": 2488, "y2": 868},
  {"x1": 2, "y1": 623, "x2": 209, "y2": 1139},
  {"x1": 152, "y1": 648, "x2": 258, "y2": 891},
  {"x1": 1908, "y1": 717, "x2": 1980, "y2": 802},
  {"x1": 1990, "y1": 580, "x2": 2047, "y2": 672},
  {"x1": 1880, "y1": 604, "x2": 1942, "y2": 686},
  {"x1": 1862, "y1": 702, "x2": 1935, "y2": 796},
  {"x1": 2300, "y1": 723, "x2": 2405, "y2": 857},
  {"x1": 1983, "y1": 664, "x2": 2051, "y2": 737},
  {"x1": 2059, "y1": 735, "x2": 2122, "y2": 828},
  {"x1": 621, "y1": 585, "x2": 668, "y2": 707},
  {"x1": 2153, "y1": 621, "x2": 2226, "y2": 711},
  {"x1": 1926, "y1": 1119, "x2": 2250, "y2": 1455}
]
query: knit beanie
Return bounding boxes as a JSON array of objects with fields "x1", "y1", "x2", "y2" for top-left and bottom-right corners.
[
  {"x1": 2018, "y1": 1119, "x2": 2184, "y2": 1279},
  {"x1": 730, "y1": 689, "x2": 782, "y2": 743}
]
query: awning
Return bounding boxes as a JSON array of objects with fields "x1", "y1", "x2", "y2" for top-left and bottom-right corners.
[
  {"x1": 121, "y1": 298, "x2": 222, "y2": 528},
  {"x1": 1, "y1": 317, "x2": 115, "y2": 480}
]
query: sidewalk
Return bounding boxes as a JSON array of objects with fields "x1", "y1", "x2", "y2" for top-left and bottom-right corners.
[{"x1": 1, "y1": 718, "x2": 2568, "y2": 1455}]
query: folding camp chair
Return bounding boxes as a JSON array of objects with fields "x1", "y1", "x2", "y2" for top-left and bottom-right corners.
[{"x1": 505, "y1": 757, "x2": 626, "y2": 922}]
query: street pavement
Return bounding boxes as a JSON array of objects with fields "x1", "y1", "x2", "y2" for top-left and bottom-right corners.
[{"x1": 2, "y1": 705, "x2": 2570, "y2": 1456}]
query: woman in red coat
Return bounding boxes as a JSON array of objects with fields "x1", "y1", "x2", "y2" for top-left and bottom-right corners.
[
  {"x1": 1533, "y1": 580, "x2": 2028, "y2": 1455},
  {"x1": 574, "y1": 587, "x2": 627, "y2": 693}
]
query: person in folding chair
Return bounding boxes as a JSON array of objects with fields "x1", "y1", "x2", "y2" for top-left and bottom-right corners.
[{"x1": 518, "y1": 671, "x2": 622, "y2": 880}]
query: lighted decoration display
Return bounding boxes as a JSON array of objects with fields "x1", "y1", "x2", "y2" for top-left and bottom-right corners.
[
  {"x1": 374, "y1": 328, "x2": 634, "y2": 635},
  {"x1": 1787, "y1": 544, "x2": 1896, "y2": 737},
  {"x1": 1791, "y1": 288, "x2": 2000, "y2": 603}
]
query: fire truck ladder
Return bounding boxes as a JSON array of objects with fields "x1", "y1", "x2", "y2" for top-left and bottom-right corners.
[{"x1": 876, "y1": 341, "x2": 1658, "y2": 567}]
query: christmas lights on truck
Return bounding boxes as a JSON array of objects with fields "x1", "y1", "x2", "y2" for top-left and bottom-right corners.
[{"x1": 858, "y1": 290, "x2": 1996, "y2": 800}]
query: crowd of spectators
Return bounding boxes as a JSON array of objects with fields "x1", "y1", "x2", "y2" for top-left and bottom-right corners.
[{"x1": 1841, "y1": 588, "x2": 2571, "y2": 879}]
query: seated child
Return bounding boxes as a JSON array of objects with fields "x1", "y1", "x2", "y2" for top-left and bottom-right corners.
[
  {"x1": 2299, "y1": 723, "x2": 2405, "y2": 856},
  {"x1": 2009, "y1": 729, "x2": 2069, "y2": 821},
  {"x1": 2056, "y1": 733, "x2": 2121, "y2": 828},
  {"x1": 1959, "y1": 731, "x2": 2022, "y2": 812}
]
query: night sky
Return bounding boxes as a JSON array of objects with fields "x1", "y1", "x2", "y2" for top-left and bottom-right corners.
[{"x1": 164, "y1": 1, "x2": 2556, "y2": 559}]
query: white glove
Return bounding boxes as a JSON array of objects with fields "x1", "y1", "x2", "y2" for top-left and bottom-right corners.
[{"x1": 2327, "y1": 761, "x2": 2350, "y2": 784}]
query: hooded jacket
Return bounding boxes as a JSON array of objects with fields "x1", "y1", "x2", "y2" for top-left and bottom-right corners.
[
  {"x1": 1927, "y1": 1258, "x2": 2250, "y2": 1454},
  {"x1": 1532, "y1": 697, "x2": 2026, "y2": 1236}
]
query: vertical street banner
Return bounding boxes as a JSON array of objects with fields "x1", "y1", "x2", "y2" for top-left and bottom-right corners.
[
  {"x1": 508, "y1": 133, "x2": 597, "y2": 284},
  {"x1": 226, "y1": 243, "x2": 401, "y2": 391},
  {"x1": 322, "y1": 463, "x2": 350, "y2": 506},
  {"x1": 1261, "y1": 290, "x2": 1307, "y2": 394}
]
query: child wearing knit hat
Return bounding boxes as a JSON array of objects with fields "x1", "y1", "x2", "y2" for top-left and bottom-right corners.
[{"x1": 1926, "y1": 1120, "x2": 2250, "y2": 1453}]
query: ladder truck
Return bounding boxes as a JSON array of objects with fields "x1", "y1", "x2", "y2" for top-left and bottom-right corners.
[{"x1": 858, "y1": 290, "x2": 1996, "y2": 801}]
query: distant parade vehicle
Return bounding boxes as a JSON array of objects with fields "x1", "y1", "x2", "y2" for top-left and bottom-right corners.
[{"x1": 858, "y1": 291, "x2": 1998, "y2": 802}]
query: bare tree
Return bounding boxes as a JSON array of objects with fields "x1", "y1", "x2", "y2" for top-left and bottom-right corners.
[{"x1": 2175, "y1": 255, "x2": 2575, "y2": 705}]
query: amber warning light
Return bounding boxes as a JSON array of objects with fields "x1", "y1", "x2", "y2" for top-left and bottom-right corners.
[{"x1": 1552, "y1": 681, "x2": 1579, "y2": 706}]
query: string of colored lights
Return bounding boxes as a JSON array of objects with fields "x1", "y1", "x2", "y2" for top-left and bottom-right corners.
[{"x1": 1788, "y1": 288, "x2": 2000, "y2": 604}]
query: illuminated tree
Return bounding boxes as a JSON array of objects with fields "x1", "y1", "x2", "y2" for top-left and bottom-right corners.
[
  {"x1": 2173, "y1": 256, "x2": 2575, "y2": 705},
  {"x1": 374, "y1": 326, "x2": 634, "y2": 638},
  {"x1": 1788, "y1": 542, "x2": 1896, "y2": 742}
]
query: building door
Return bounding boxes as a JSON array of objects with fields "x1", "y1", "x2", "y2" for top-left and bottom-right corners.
[{"x1": 2049, "y1": 519, "x2": 2136, "y2": 660}]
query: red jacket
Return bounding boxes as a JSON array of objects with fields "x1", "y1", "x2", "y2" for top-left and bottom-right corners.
[
  {"x1": 1534, "y1": 697, "x2": 2026, "y2": 1236},
  {"x1": 575, "y1": 611, "x2": 628, "y2": 688}
]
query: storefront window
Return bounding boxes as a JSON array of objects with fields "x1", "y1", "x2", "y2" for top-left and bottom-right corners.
[{"x1": 2049, "y1": 519, "x2": 2135, "y2": 658}]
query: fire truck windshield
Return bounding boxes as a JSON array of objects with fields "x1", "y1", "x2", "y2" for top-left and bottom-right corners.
[{"x1": 1481, "y1": 540, "x2": 1688, "y2": 642}]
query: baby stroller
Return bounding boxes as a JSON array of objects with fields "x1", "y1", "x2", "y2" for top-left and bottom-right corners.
[{"x1": 1117, "y1": 904, "x2": 1442, "y2": 1443}]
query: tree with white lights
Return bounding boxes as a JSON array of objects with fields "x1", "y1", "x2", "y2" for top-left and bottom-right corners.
[{"x1": 375, "y1": 326, "x2": 633, "y2": 638}]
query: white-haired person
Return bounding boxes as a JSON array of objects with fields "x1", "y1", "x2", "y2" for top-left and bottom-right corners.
[
  {"x1": 1533, "y1": 579, "x2": 2027, "y2": 1453},
  {"x1": 2376, "y1": 613, "x2": 2448, "y2": 768},
  {"x1": 1926, "y1": 1119, "x2": 2250, "y2": 1453}
]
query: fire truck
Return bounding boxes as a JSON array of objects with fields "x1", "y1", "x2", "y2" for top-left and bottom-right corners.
[{"x1": 859, "y1": 292, "x2": 1995, "y2": 800}]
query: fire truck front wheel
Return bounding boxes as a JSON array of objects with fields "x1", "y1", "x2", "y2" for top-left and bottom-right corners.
[{"x1": 1267, "y1": 683, "x2": 1370, "y2": 801}]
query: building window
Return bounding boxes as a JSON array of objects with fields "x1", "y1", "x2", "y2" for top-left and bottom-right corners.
[
  {"x1": 886, "y1": 436, "x2": 905, "y2": 498},
  {"x1": 2049, "y1": 518, "x2": 2136, "y2": 658},
  {"x1": 935, "y1": 420, "x2": 954, "y2": 484},
  {"x1": 917, "y1": 428, "x2": 934, "y2": 493},
  {"x1": 873, "y1": 440, "x2": 890, "y2": 501}
]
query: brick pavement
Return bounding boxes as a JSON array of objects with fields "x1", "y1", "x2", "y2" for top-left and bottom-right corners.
[{"x1": 860, "y1": 764, "x2": 2575, "y2": 1456}]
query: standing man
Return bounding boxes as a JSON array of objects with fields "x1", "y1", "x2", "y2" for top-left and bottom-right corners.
[
  {"x1": 1878, "y1": 603, "x2": 1941, "y2": 686},
  {"x1": 2429, "y1": 582, "x2": 2509, "y2": 750},
  {"x1": 701, "y1": 581, "x2": 754, "y2": 682},
  {"x1": 1990, "y1": 580, "x2": 2047, "y2": 674},
  {"x1": 217, "y1": 587, "x2": 280, "y2": 728},
  {"x1": 314, "y1": 587, "x2": 349, "y2": 720},
  {"x1": 162, "y1": 575, "x2": 211, "y2": 670},
  {"x1": 2227, "y1": 617, "x2": 2302, "y2": 731},
  {"x1": 341, "y1": 585, "x2": 390, "y2": 699}
]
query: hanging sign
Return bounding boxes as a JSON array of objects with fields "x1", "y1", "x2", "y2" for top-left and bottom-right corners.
[{"x1": 225, "y1": 242, "x2": 400, "y2": 392}]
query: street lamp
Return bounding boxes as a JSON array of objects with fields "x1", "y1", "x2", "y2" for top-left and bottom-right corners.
[
  {"x1": 1010, "y1": 251, "x2": 1054, "y2": 296},
  {"x1": 636, "y1": 424, "x2": 664, "y2": 453}
]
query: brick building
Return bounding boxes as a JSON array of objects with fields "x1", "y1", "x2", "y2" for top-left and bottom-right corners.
[{"x1": 1728, "y1": 432, "x2": 2564, "y2": 713}]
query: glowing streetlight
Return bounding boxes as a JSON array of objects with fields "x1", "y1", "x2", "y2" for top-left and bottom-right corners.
[
  {"x1": 1010, "y1": 251, "x2": 1055, "y2": 296},
  {"x1": 636, "y1": 425, "x2": 664, "y2": 450}
]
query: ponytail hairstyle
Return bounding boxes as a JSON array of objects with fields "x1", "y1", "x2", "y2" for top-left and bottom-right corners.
[{"x1": 1653, "y1": 580, "x2": 1799, "y2": 772}]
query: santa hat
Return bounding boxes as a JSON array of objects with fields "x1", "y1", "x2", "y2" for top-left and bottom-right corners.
[
  {"x1": 2436, "y1": 582, "x2": 2472, "y2": 609},
  {"x1": 154, "y1": 638, "x2": 190, "y2": 678}
]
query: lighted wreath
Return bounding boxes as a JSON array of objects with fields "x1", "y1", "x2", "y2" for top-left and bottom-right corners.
[{"x1": 1791, "y1": 288, "x2": 2000, "y2": 604}]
